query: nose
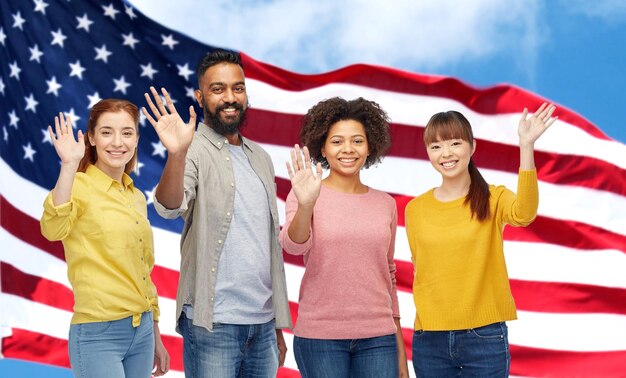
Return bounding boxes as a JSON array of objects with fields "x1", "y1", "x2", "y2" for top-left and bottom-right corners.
[
  {"x1": 442, "y1": 144, "x2": 452, "y2": 157},
  {"x1": 222, "y1": 88, "x2": 235, "y2": 103},
  {"x1": 112, "y1": 132, "x2": 123, "y2": 147}
]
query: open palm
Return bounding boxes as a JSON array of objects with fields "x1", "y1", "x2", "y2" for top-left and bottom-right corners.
[
  {"x1": 519, "y1": 102, "x2": 557, "y2": 146},
  {"x1": 286, "y1": 145, "x2": 323, "y2": 208},
  {"x1": 48, "y1": 112, "x2": 85, "y2": 165},
  {"x1": 143, "y1": 86, "x2": 196, "y2": 155}
]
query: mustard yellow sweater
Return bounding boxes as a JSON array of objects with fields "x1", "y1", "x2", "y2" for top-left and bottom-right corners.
[{"x1": 405, "y1": 170, "x2": 538, "y2": 331}]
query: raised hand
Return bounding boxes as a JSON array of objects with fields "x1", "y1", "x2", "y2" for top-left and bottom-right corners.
[
  {"x1": 143, "y1": 86, "x2": 196, "y2": 155},
  {"x1": 518, "y1": 102, "x2": 557, "y2": 146},
  {"x1": 286, "y1": 145, "x2": 323, "y2": 208},
  {"x1": 48, "y1": 112, "x2": 85, "y2": 166}
]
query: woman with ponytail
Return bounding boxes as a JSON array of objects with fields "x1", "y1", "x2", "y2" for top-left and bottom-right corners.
[{"x1": 405, "y1": 103, "x2": 557, "y2": 377}]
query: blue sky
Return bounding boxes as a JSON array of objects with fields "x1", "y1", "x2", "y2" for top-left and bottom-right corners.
[{"x1": 4, "y1": 0, "x2": 625, "y2": 376}]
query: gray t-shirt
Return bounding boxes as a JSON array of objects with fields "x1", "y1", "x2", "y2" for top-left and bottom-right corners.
[{"x1": 211, "y1": 143, "x2": 274, "y2": 324}]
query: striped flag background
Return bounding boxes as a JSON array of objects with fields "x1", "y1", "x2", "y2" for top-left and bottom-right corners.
[{"x1": 1, "y1": 1, "x2": 625, "y2": 377}]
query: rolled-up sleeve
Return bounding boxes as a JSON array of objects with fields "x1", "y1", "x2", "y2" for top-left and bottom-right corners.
[
  {"x1": 153, "y1": 148, "x2": 199, "y2": 219},
  {"x1": 40, "y1": 191, "x2": 78, "y2": 241}
]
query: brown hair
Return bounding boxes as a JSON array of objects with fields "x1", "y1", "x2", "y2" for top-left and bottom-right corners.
[
  {"x1": 424, "y1": 111, "x2": 491, "y2": 221},
  {"x1": 77, "y1": 99, "x2": 140, "y2": 174},
  {"x1": 300, "y1": 97, "x2": 391, "y2": 169}
]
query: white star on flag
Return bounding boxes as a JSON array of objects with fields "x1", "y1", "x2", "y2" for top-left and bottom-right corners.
[
  {"x1": 185, "y1": 86, "x2": 195, "y2": 99},
  {"x1": 135, "y1": 160, "x2": 144, "y2": 175},
  {"x1": 23, "y1": 143, "x2": 36, "y2": 162},
  {"x1": 46, "y1": 76, "x2": 62, "y2": 96},
  {"x1": 94, "y1": 44, "x2": 112, "y2": 63},
  {"x1": 69, "y1": 60, "x2": 86, "y2": 79},
  {"x1": 41, "y1": 128, "x2": 53, "y2": 145},
  {"x1": 124, "y1": 5, "x2": 137, "y2": 20},
  {"x1": 51, "y1": 28, "x2": 67, "y2": 47},
  {"x1": 151, "y1": 141, "x2": 167, "y2": 158},
  {"x1": 0, "y1": 27, "x2": 6, "y2": 46},
  {"x1": 34, "y1": 0, "x2": 49, "y2": 15},
  {"x1": 9, "y1": 61, "x2": 21, "y2": 79},
  {"x1": 87, "y1": 92, "x2": 102, "y2": 108},
  {"x1": 161, "y1": 34, "x2": 179, "y2": 50},
  {"x1": 12, "y1": 12, "x2": 26, "y2": 30},
  {"x1": 0, "y1": 78, "x2": 5, "y2": 94},
  {"x1": 122, "y1": 33, "x2": 139, "y2": 49},
  {"x1": 113, "y1": 76, "x2": 131, "y2": 94},
  {"x1": 144, "y1": 185, "x2": 157, "y2": 205},
  {"x1": 76, "y1": 14, "x2": 93, "y2": 32},
  {"x1": 177, "y1": 63, "x2": 193, "y2": 81},
  {"x1": 140, "y1": 63, "x2": 158, "y2": 80},
  {"x1": 29, "y1": 44, "x2": 44, "y2": 63},
  {"x1": 102, "y1": 3, "x2": 119, "y2": 19},
  {"x1": 3, "y1": 127, "x2": 8, "y2": 142},
  {"x1": 9, "y1": 110, "x2": 19, "y2": 129},
  {"x1": 64, "y1": 108, "x2": 81, "y2": 126},
  {"x1": 24, "y1": 94, "x2": 39, "y2": 113}
]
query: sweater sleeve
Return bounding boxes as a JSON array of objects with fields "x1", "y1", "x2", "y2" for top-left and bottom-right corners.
[
  {"x1": 501, "y1": 169, "x2": 539, "y2": 226},
  {"x1": 279, "y1": 189, "x2": 313, "y2": 255},
  {"x1": 388, "y1": 205, "x2": 401, "y2": 318}
]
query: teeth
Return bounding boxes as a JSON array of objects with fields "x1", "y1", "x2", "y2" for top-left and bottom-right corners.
[
  {"x1": 442, "y1": 161, "x2": 455, "y2": 167},
  {"x1": 339, "y1": 158, "x2": 356, "y2": 162}
]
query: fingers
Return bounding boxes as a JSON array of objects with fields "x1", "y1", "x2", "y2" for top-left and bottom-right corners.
[
  {"x1": 285, "y1": 161, "x2": 294, "y2": 180},
  {"x1": 315, "y1": 162, "x2": 323, "y2": 179},
  {"x1": 302, "y1": 146, "x2": 312, "y2": 170},
  {"x1": 77, "y1": 129, "x2": 84, "y2": 143},
  {"x1": 152, "y1": 86, "x2": 168, "y2": 115},
  {"x1": 295, "y1": 144, "x2": 305, "y2": 171},
  {"x1": 141, "y1": 106, "x2": 157, "y2": 128},
  {"x1": 48, "y1": 125, "x2": 56, "y2": 143},
  {"x1": 533, "y1": 102, "x2": 548, "y2": 118},
  {"x1": 54, "y1": 115, "x2": 62, "y2": 138},
  {"x1": 289, "y1": 146, "x2": 300, "y2": 173},
  {"x1": 188, "y1": 105, "x2": 197, "y2": 127},
  {"x1": 161, "y1": 87, "x2": 178, "y2": 115},
  {"x1": 143, "y1": 87, "x2": 162, "y2": 122}
]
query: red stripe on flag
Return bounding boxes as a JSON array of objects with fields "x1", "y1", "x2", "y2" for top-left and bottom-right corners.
[
  {"x1": 241, "y1": 54, "x2": 611, "y2": 141},
  {"x1": 510, "y1": 344, "x2": 626, "y2": 377},
  {"x1": 1, "y1": 262, "x2": 73, "y2": 311}
]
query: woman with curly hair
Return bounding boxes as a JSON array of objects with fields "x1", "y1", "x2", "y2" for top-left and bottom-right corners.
[{"x1": 279, "y1": 97, "x2": 408, "y2": 377}]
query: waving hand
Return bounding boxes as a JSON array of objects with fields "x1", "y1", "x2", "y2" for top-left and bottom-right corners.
[{"x1": 143, "y1": 87, "x2": 196, "y2": 155}]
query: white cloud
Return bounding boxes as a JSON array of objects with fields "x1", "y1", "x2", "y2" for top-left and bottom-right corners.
[
  {"x1": 564, "y1": 0, "x2": 626, "y2": 23},
  {"x1": 129, "y1": 0, "x2": 545, "y2": 75}
]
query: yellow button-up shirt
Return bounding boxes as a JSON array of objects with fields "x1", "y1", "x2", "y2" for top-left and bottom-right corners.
[{"x1": 41, "y1": 164, "x2": 159, "y2": 326}]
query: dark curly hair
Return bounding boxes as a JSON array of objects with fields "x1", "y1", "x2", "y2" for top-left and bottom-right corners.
[{"x1": 300, "y1": 97, "x2": 391, "y2": 169}]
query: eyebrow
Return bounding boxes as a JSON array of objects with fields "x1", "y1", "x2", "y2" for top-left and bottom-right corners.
[{"x1": 209, "y1": 81, "x2": 245, "y2": 87}]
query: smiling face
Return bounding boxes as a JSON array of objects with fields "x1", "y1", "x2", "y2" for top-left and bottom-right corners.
[
  {"x1": 194, "y1": 62, "x2": 248, "y2": 136},
  {"x1": 88, "y1": 111, "x2": 138, "y2": 181},
  {"x1": 426, "y1": 137, "x2": 475, "y2": 179},
  {"x1": 321, "y1": 119, "x2": 369, "y2": 179}
]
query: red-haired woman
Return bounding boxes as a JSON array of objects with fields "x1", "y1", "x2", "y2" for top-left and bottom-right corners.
[{"x1": 40, "y1": 99, "x2": 169, "y2": 378}]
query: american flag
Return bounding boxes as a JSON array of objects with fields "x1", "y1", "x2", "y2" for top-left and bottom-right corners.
[{"x1": 1, "y1": 1, "x2": 625, "y2": 377}]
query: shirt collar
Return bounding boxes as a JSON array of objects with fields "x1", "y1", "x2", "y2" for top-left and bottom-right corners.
[
  {"x1": 197, "y1": 122, "x2": 253, "y2": 152},
  {"x1": 85, "y1": 164, "x2": 135, "y2": 192}
]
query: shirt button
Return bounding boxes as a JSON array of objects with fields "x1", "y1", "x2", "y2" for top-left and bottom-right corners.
[
  {"x1": 141, "y1": 257, "x2": 144, "y2": 261},
  {"x1": 136, "y1": 221, "x2": 139, "y2": 225},
  {"x1": 143, "y1": 277, "x2": 146, "y2": 280},
  {"x1": 217, "y1": 240, "x2": 222, "y2": 244},
  {"x1": 211, "y1": 267, "x2": 216, "y2": 272},
  {"x1": 119, "y1": 188, "x2": 123, "y2": 192},
  {"x1": 226, "y1": 157, "x2": 230, "y2": 161},
  {"x1": 139, "y1": 238, "x2": 143, "y2": 242},
  {"x1": 230, "y1": 183, "x2": 234, "y2": 187},
  {"x1": 210, "y1": 297, "x2": 214, "y2": 301},
  {"x1": 217, "y1": 142, "x2": 222, "y2": 147},
  {"x1": 226, "y1": 212, "x2": 231, "y2": 216}
]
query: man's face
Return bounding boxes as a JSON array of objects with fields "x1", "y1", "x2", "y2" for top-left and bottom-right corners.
[{"x1": 195, "y1": 62, "x2": 248, "y2": 136}]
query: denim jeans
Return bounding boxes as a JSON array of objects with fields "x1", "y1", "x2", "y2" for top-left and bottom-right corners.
[
  {"x1": 293, "y1": 334, "x2": 398, "y2": 378},
  {"x1": 412, "y1": 322, "x2": 510, "y2": 377},
  {"x1": 178, "y1": 312, "x2": 278, "y2": 378},
  {"x1": 68, "y1": 312, "x2": 154, "y2": 378}
]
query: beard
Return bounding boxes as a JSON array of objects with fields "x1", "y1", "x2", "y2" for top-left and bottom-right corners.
[{"x1": 203, "y1": 102, "x2": 247, "y2": 136}]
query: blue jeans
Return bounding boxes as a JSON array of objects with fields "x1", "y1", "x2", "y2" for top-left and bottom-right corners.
[
  {"x1": 178, "y1": 312, "x2": 278, "y2": 378},
  {"x1": 412, "y1": 322, "x2": 510, "y2": 377},
  {"x1": 68, "y1": 312, "x2": 154, "y2": 378},
  {"x1": 293, "y1": 334, "x2": 398, "y2": 378}
]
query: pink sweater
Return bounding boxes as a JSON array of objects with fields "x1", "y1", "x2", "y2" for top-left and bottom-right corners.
[{"x1": 280, "y1": 185, "x2": 400, "y2": 339}]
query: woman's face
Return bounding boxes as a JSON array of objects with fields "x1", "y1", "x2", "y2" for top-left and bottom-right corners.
[
  {"x1": 89, "y1": 111, "x2": 138, "y2": 179},
  {"x1": 426, "y1": 136, "x2": 475, "y2": 180},
  {"x1": 321, "y1": 119, "x2": 369, "y2": 178}
]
